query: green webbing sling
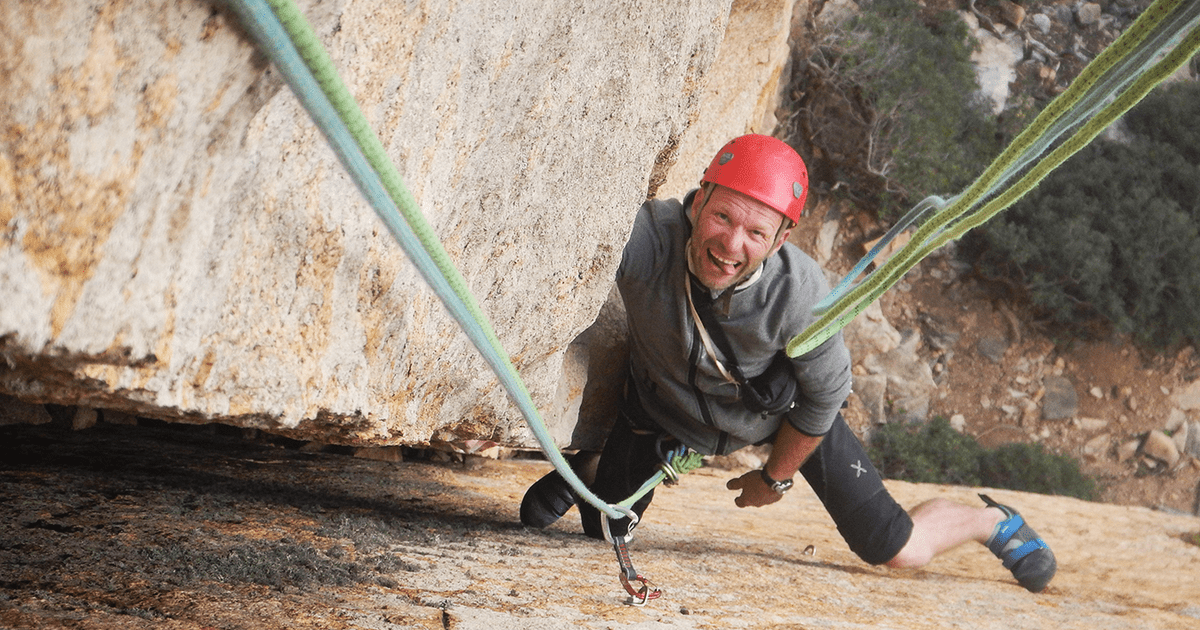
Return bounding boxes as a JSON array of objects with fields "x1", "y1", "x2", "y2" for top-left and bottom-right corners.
[{"x1": 787, "y1": 0, "x2": 1200, "y2": 357}]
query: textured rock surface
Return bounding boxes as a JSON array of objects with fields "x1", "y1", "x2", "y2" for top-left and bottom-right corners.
[
  {"x1": 0, "y1": 0, "x2": 788, "y2": 447},
  {"x1": 656, "y1": 0, "x2": 800, "y2": 200},
  {"x1": 568, "y1": 0, "x2": 802, "y2": 448},
  {"x1": 4, "y1": 420, "x2": 1199, "y2": 629}
]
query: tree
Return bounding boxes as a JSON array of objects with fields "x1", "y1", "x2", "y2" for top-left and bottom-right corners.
[{"x1": 784, "y1": 0, "x2": 999, "y2": 216}]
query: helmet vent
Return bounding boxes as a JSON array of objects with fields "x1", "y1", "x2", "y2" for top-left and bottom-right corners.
[
  {"x1": 793, "y1": 182, "x2": 804, "y2": 199},
  {"x1": 719, "y1": 152, "x2": 734, "y2": 165}
]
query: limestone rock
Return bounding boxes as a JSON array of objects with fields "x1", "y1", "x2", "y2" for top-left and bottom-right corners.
[
  {"x1": 842, "y1": 298, "x2": 903, "y2": 360},
  {"x1": 1041, "y1": 375, "x2": 1078, "y2": 420},
  {"x1": 852, "y1": 373, "x2": 889, "y2": 425},
  {"x1": 963, "y1": 10, "x2": 1024, "y2": 114},
  {"x1": 1083, "y1": 433, "x2": 1110, "y2": 459},
  {"x1": 72, "y1": 407, "x2": 98, "y2": 432},
  {"x1": 1166, "y1": 408, "x2": 1188, "y2": 432},
  {"x1": 815, "y1": 218, "x2": 839, "y2": 267},
  {"x1": 918, "y1": 312, "x2": 959, "y2": 352},
  {"x1": 1143, "y1": 430, "x2": 1180, "y2": 467},
  {"x1": 1117, "y1": 439, "x2": 1140, "y2": 463},
  {"x1": 862, "y1": 331, "x2": 936, "y2": 424},
  {"x1": 976, "y1": 334, "x2": 1009, "y2": 364},
  {"x1": 565, "y1": 286, "x2": 628, "y2": 449},
  {"x1": 1171, "y1": 421, "x2": 1189, "y2": 457},
  {"x1": 1186, "y1": 420, "x2": 1200, "y2": 459},
  {"x1": 0, "y1": 0, "x2": 777, "y2": 449},
  {"x1": 997, "y1": 0, "x2": 1026, "y2": 29},
  {"x1": 352, "y1": 446, "x2": 404, "y2": 463},
  {"x1": 1077, "y1": 2, "x2": 1103, "y2": 27},
  {"x1": 1172, "y1": 379, "x2": 1200, "y2": 410},
  {"x1": 657, "y1": 0, "x2": 799, "y2": 199},
  {"x1": 1020, "y1": 399, "x2": 1040, "y2": 428},
  {"x1": 1032, "y1": 13, "x2": 1053, "y2": 34}
]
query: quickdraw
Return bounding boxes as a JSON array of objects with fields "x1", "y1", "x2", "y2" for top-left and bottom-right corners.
[
  {"x1": 600, "y1": 506, "x2": 662, "y2": 605},
  {"x1": 612, "y1": 534, "x2": 662, "y2": 605},
  {"x1": 595, "y1": 442, "x2": 700, "y2": 603}
]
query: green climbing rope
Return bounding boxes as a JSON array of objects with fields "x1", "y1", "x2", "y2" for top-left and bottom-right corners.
[{"x1": 225, "y1": 0, "x2": 634, "y2": 520}]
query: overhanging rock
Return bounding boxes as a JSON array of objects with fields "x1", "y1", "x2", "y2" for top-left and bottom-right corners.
[{"x1": 1, "y1": 0, "x2": 737, "y2": 446}]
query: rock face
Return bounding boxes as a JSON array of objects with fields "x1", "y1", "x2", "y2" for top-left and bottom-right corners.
[
  {"x1": 6, "y1": 419, "x2": 1200, "y2": 629},
  {"x1": 0, "y1": 0, "x2": 820, "y2": 447},
  {"x1": 569, "y1": 0, "x2": 804, "y2": 448}
]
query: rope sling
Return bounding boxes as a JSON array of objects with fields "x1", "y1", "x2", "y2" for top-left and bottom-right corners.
[{"x1": 225, "y1": 0, "x2": 1199, "y2": 603}]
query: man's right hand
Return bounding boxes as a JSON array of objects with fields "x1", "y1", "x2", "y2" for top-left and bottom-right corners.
[{"x1": 725, "y1": 470, "x2": 784, "y2": 508}]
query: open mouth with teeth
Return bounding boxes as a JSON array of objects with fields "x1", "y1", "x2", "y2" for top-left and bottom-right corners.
[{"x1": 707, "y1": 249, "x2": 742, "y2": 274}]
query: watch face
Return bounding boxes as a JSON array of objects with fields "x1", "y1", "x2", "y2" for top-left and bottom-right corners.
[{"x1": 760, "y1": 468, "x2": 793, "y2": 494}]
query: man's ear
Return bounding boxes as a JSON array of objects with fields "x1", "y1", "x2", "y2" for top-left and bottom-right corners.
[
  {"x1": 769, "y1": 224, "x2": 793, "y2": 257},
  {"x1": 690, "y1": 183, "x2": 715, "y2": 227}
]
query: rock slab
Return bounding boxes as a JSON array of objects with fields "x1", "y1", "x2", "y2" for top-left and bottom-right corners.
[{"x1": 0, "y1": 0, "x2": 759, "y2": 447}]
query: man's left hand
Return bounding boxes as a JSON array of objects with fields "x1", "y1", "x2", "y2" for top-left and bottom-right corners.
[{"x1": 725, "y1": 471, "x2": 784, "y2": 508}]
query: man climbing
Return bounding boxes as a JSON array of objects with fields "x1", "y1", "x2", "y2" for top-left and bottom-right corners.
[{"x1": 520, "y1": 134, "x2": 1056, "y2": 593}]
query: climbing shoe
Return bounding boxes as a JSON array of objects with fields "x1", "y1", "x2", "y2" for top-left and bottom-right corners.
[
  {"x1": 980, "y1": 493, "x2": 1057, "y2": 593},
  {"x1": 520, "y1": 468, "x2": 579, "y2": 528}
]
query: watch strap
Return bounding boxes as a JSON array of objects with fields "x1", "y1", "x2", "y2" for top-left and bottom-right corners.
[{"x1": 759, "y1": 468, "x2": 793, "y2": 494}]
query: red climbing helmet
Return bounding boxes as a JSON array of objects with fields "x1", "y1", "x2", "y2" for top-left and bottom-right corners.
[{"x1": 701, "y1": 134, "x2": 809, "y2": 223}]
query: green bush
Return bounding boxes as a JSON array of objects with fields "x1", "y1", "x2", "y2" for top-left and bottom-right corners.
[
  {"x1": 869, "y1": 417, "x2": 1098, "y2": 500},
  {"x1": 784, "y1": 0, "x2": 1000, "y2": 217},
  {"x1": 979, "y1": 443, "x2": 1098, "y2": 500},
  {"x1": 870, "y1": 416, "x2": 982, "y2": 486},
  {"x1": 963, "y1": 81, "x2": 1200, "y2": 348}
]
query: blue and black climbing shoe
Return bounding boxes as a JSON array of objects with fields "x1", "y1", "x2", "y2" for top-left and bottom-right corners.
[{"x1": 980, "y1": 493, "x2": 1057, "y2": 593}]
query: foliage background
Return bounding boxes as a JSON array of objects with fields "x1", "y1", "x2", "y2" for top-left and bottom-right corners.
[{"x1": 963, "y1": 81, "x2": 1200, "y2": 348}]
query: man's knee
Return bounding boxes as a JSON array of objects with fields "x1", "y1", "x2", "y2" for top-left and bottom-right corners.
[{"x1": 884, "y1": 541, "x2": 931, "y2": 569}]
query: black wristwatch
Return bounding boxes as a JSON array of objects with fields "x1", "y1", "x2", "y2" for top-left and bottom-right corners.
[{"x1": 759, "y1": 468, "x2": 794, "y2": 495}]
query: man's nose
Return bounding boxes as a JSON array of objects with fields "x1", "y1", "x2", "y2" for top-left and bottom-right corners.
[{"x1": 724, "y1": 227, "x2": 749, "y2": 252}]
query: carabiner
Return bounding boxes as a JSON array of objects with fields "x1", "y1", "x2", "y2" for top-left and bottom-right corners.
[
  {"x1": 620, "y1": 572, "x2": 662, "y2": 606},
  {"x1": 611, "y1": 532, "x2": 663, "y2": 605},
  {"x1": 600, "y1": 504, "x2": 639, "y2": 544}
]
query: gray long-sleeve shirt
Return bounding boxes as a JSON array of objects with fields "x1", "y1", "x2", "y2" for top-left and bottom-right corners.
[{"x1": 616, "y1": 192, "x2": 852, "y2": 455}]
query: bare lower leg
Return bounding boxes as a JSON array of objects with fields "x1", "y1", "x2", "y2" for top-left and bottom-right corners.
[{"x1": 886, "y1": 499, "x2": 1005, "y2": 569}]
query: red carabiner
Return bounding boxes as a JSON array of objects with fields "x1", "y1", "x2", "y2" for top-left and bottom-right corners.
[
  {"x1": 620, "y1": 572, "x2": 662, "y2": 606},
  {"x1": 611, "y1": 532, "x2": 663, "y2": 605}
]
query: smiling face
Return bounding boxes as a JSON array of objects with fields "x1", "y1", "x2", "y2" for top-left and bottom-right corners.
[{"x1": 687, "y1": 185, "x2": 792, "y2": 292}]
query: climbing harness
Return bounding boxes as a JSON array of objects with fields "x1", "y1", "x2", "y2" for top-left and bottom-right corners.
[
  {"x1": 226, "y1": 0, "x2": 1198, "y2": 604},
  {"x1": 786, "y1": 0, "x2": 1200, "y2": 358}
]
